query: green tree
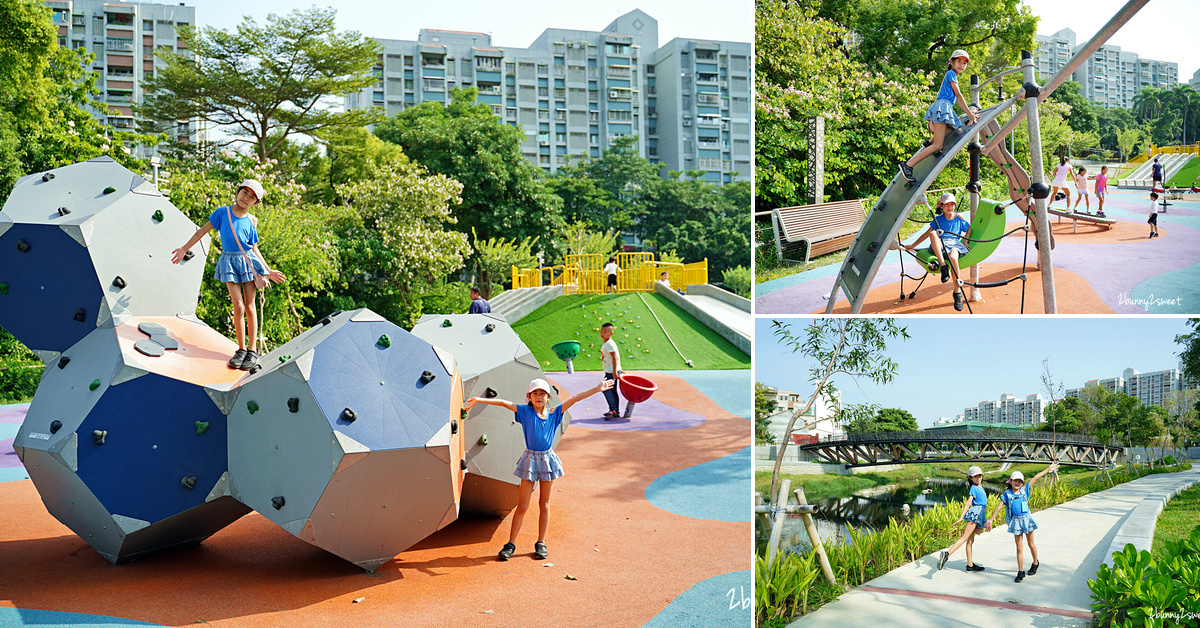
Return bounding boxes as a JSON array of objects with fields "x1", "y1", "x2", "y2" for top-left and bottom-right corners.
[
  {"x1": 1116, "y1": 126, "x2": 1145, "y2": 162},
  {"x1": 138, "y1": 6, "x2": 383, "y2": 162},
  {"x1": 755, "y1": 383, "x2": 778, "y2": 443},
  {"x1": 1175, "y1": 319, "x2": 1200, "y2": 387},
  {"x1": 1046, "y1": 81, "x2": 1099, "y2": 136},
  {"x1": 557, "y1": 221, "x2": 620, "y2": 261},
  {"x1": 765, "y1": 318, "x2": 909, "y2": 502},
  {"x1": 472, "y1": 231, "x2": 540, "y2": 295}
]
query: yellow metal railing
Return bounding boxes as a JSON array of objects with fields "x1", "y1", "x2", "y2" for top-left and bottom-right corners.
[
  {"x1": 1154, "y1": 143, "x2": 1200, "y2": 156},
  {"x1": 512, "y1": 255, "x2": 708, "y2": 294}
]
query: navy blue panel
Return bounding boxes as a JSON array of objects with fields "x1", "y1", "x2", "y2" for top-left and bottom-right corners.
[
  {"x1": 308, "y1": 322, "x2": 452, "y2": 451},
  {"x1": 76, "y1": 374, "x2": 228, "y2": 523},
  {"x1": 0, "y1": 224, "x2": 102, "y2": 351}
]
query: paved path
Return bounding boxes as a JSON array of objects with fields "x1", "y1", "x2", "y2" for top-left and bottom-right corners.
[
  {"x1": 683, "y1": 293, "x2": 751, "y2": 343},
  {"x1": 791, "y1": 467, "x2": 1200, "y2": 627}
]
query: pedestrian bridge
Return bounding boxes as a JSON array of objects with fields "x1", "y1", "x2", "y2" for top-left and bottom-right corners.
[{"x1": 798, "y1": 430, "x2": 1121, "y2": 468}]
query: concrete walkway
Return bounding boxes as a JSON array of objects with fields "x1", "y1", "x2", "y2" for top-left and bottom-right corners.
[{"x1": 791, "y1": 467, "x2": 1200, "y2": 627}]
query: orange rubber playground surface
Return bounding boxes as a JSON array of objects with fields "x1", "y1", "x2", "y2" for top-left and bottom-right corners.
[{"x1": 0, "y1": 371, "x2": 751, "y2": 628}]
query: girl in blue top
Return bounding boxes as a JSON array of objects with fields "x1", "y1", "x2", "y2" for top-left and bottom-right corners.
[
  {"x1": 937, "y1": 466, "x2": 990, "y2": 572},
  {"x1": 465, "y1": 376, "x2": 614, "y2": 562},
  {"x1": 903, "y1": 193, "x2": 972, "y2": 310},
  {"x1": 899, "y1": 50, "x2": 979, "y2": 182},
  {"x1": 987, "y1": 464, "x2": 1058, "y2": 582},
  {"x1": 170, "y1": 179, "x2": 286, "y2": 371}
]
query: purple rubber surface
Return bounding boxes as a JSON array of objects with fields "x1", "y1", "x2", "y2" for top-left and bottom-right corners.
[
  {"x1": 546, "y1": 371, "x2": 706, "y2": 432},
  {"x1": 1, "y1": 403, "x2": 29, "y2": 470}
]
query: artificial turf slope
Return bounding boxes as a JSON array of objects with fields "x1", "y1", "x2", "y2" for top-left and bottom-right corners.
[{"x1": 511, "y1": 293, "x2": 749, "y2": 371}]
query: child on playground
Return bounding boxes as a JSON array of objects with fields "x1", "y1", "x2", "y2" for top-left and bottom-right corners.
[
  {"x1": 936, "y1": 466, "x2": 990, "y2": 572},
  {"x1": 902, "y1": 192, "x2": 971, "y2": 311},
  {"x1": 1095, "y1": 166, "x2": 1109, "y2": 217},
  {"x1": 1071, "y1": 167, "x2": 1091, "y2": 213},
  {"x1": 599, "y1": 322, "x2": 622, "y2": 419},
  {"x1": 1049, "y1": 157, "x2": 1073, "y2": 209},
  {"x1": 171, "y1": 179, "x2": 286, "y2": 370},
  {"x1": 1148, "y1": 192, "x2": 1160, "y2": 238},
  {"x1": 899, "y1": 50, "x2": 978, "y2": 182},
  {"x1": 465, "y1": 377, "x2": 614, "y2": 561},
  {"x1": 604, "y1": 257, "x2": 621, "y2": 294},
  {"x1": 987, "y1": 464, "x2": 1060, "y2": 582}
]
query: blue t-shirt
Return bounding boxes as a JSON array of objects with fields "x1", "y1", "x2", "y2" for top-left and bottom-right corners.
[
  {"x1": 936, "y1": 69, "x2": 958, "y2": 102},
  {"x1": 515, "y1": 404, "x2": 565, "y2": 452},
  {"x1": 1002, "y1": 485, "x2": 1031, "y2": 518},
  {"x1": 1152, "y1": 163, "x2": 1163, "y2": 178},
  {"x1": 969, "y1": 483, "x2": 987, "y2": 507},
  {"x1": 208, "y1": 206, "x2": 259, "y2": 253},
  {"x1": 931, "y1": 214, "x2": 970, "y2": 245},
  {"x1": 469, "y1": 298, "x2": 491, "y2": 314}
]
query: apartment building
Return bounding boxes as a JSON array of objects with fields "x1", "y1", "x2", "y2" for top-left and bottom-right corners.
[
  {"x1": 1067, "y1": 367, "x2": 1189, "y2": 408},
  {"x1": 345, "y1": 10, "x2": 751, "y2": 184},
  {"x1": 1035, "y1": 28, "x2": 1178, "y2": 109},
  {"x1": 760, "y1": 385, "x2": 842, "y2": 439},
  {"x1": 44, "y1": 0, "x2": 201, "y2": 153},
  {"x1": 962, "y1": 393, "x2": 1046, "y2": 427},
  {"x1": 1190, "y1": 68, "x2": 1200, "y2": 92}
]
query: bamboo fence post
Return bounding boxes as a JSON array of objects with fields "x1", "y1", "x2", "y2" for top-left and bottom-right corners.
[
  {"x1": 766, "y1": 479, "x2": 790, "y2": 568},
  {"x1": 795, "y1": 487, "x2": 836, "y2": 586}
]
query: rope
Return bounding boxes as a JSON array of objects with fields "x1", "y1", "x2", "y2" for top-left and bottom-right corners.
[{"x1": 636, "y1": 292, "x2": 692, "y2": 368}]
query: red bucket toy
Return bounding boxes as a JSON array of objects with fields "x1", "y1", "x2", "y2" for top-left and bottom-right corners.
[{"x1": 618, "y1": 373, "x2": 657, "y2": 404}]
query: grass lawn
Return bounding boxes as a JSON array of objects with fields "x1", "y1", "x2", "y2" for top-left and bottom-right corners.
[
  {"x1": 1167, "y1": 156, "x2": 1200, "y2": 188},
  {"x1": 1151, "y1": 481, "x2": 1200, "y2": 561},
  {"x1": 511, "y1": 293, "x2": 749, "y2": 372}
]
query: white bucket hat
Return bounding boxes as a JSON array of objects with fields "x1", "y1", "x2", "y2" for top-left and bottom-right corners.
[
  {"x1": 1010, "y1": 470, "x2": 1025, "y2": 482},
  {"x1": 967, "y1": 466, "x2": 983, "y2": 477},
  {"x1": 527, "y1": 378, "x2": 552, "y2": 395},
  {"x1": 237, "y1": 179, "x2": 265, "y2": 203},
  {"x1": 951, "y1": 49, "x2": 970, "y2": 62},
  {"x1": 938, "y1": 192, "x2": 957, "y2": 207}
]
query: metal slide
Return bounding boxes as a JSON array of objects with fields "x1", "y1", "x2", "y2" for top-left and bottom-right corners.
[{"x1": 825, "y1": 97, "x2": 1019, "y2": 314}]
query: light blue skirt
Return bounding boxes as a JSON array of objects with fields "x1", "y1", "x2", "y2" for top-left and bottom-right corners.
[
  {"x1": 1008, "y1": 513, "x2": 1038, "y2": 535},
  {"x1": 514, "y1": 449, "x2": 564, "y2": 482},
  {"x1": 924, "y1": 98, "x2": 963, "y2": 130},
  {"x1": 963, "y1": 504, "x2": 988, "y2": 527},
  {"x1": 214, "y1": 251, "x2": 265, "y2": 284}
]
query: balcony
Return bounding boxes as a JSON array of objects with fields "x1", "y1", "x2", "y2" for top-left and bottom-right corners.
[
  {"x1": 106, "y1": 38, "x2": 134, "y2": 53},
  {"x1": 606, "y1": 66, "x2": 630, "y2": 78}
]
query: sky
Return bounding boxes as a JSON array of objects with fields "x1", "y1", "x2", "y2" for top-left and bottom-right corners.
[
  {"x1": 1024, "y1": 0, "x2": 1200, "y2": 81},
  {"x1": 754, "y1": 317, "x2": 1195, "y2": 429},
  {"x1": 183, "y1": 0, "x2": 753, "y2": 48}
]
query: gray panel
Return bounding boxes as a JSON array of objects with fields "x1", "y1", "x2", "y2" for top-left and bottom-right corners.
[
  {"x1": 308, "y1": 447, "x2": 456, "y2": 571},
  {"x1": 461, "y1": 475, "x2": 521, "y2": 517},
  {"x1": 21, "y1": 449, "x2": 126, "y2": 563},
  {"x1": 115, "y1": 496, "x2": 250, "y2": 562}
]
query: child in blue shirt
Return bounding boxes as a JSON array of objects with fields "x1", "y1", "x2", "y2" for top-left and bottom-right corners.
[
  {"x1": 903, "y1": 192, "x2": 972, "y2": 310},
  {"x1": 937, "y1": 466, "x2": 990, "y2": 572},
  {"x1": 899, "y1": 49, "x2": 979, "y2": 182},
  {"x1": 466, "y1": 376, "x2": 614, "y2": 562},
  {"x1": 987, "y1": 463, "x2": 1059, "y2": 582}
]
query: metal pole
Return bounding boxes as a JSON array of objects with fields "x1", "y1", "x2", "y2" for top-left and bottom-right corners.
[
  {"x1": 796, "y1": 487, "x2": 837, "y2": 585},
  {"x1": 767, "y1": 478, "x2": 791, "y2": 568},
  {"x1": 1021, "y1": 50, "x2": 1057, "y2": 313},
  {"x1": 982, "y1": 0, "x2": 1150, "y2": 153},
  {"x1": 967, "y1": 75, "x2": 983, "y2": 303}
]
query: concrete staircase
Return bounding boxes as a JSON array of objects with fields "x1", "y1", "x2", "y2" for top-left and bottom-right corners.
[
  {"x1": 1118, "y1": 153, "x2": 1193, "y2": 188},
  {"x1": 487, "y1": 285, "x2": 565, "y2": 324}
]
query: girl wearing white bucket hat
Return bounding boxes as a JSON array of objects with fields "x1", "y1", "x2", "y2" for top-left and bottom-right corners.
[
  {"x1": 937, "y1": 465, "x2": 989, "y2": 572},
  {"x1": 987, "y1": 463, "x2": 1059, "y2": 582},
  {"x1": 899, "y1": 49, "x2": 978, "y2": 183}
]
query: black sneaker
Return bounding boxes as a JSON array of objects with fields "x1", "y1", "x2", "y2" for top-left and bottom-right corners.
[
  {"x1": 1015, "y1": 570, "x2": 1025, "y2": 583},
  {"x1": 953, "y1": 291, "x2": 964, "y2": 312},
  {"x1": 1027, "y1": 562, "x2": 1038, "y2": 575},
  {"x1": 239, "y1": 350, "x2": 259, "y2": 371},
  {"x1": 498, "y1": 542, "x2": 516, "y2": 561},
  {"x1": 898, "y1": 162, "x2": 916, "y2": 182},
  {"x1": 534, "y1": 541, "x2": 548, "y2": 560},
  {"x1": 940, "y1": 265, "x2": 950, "y2": 283},
  {"x1": 228, "y1": 348, "x2": 247, "y2": 369},
  {"x1": 937, "y1": 550, "x2": 948, "y2": 570},
  {"x1": 966, "y1": 563, "x2": 985, "y2": 572}
]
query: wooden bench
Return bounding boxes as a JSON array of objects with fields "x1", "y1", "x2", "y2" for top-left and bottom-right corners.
[{"x1": 770, "y1": 199, "x2": 866, "y2": 265}]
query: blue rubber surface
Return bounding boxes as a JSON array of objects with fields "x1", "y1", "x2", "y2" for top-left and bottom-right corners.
[
  {"x1": 0, "y1": 608, "x2": 164, "y2": 627},
  {"x1": 642, "y1": 570, "x2": 753, "y2": 628},
  {"x1": 75, "y1": 374, "x2": 229, "y2": 523},
  {"x1": 0, "y1": 224, "x2": 102, "y2": 352},
  {"x1": 654, "y1": 369, "x2": 750, "y2": 419},
  {"x1": 307, "y1": 322, "x2": 454, "y2": 451},
  {"x1": 0, "y1": 467, "x2": 29, "y2": 482},
  {"x1": 645, "y1": 447, "x2": 751, "y2": 522}
]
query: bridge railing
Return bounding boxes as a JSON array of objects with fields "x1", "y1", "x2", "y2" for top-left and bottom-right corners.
[{"x1": 808, "y1": 430, "x2": 1118, "y2": 448}]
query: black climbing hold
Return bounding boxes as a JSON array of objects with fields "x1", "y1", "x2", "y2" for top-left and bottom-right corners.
[
  {"x1": 847, "y1": 257, "x2": 856, "y2": 265},
  {"x1": 420, "y1": 370, "x2": 435, "y2": 384},
  {"x1": 287, "y1": 397, "x2": 299, "y2": 413},
  {"x1": 183, "y1": 250, "x2": 195, "y2": 261},
  {"x1": 93, "y1": 430, "x2": 107, "y2": 445},
  {"x1": 460, "y1": 460, "x2": 467, "y2": 470},
  {"x1": 50, "y1": 420, "x2": 62, "y2": 434},
  {"x1": 484, "y1": 387, "x2": 497, "y2": 398},
  {"x1": 441, "y1": 319, "x2": 453, "y2": 327},
  {"x1": 58, "y1": 206, "x2": 71, "y2": 216},
  {"x1": 377, "y1": 334, "x2": 391, "y2": 347},
  {"x1": 102, "y1": 186, "x2": 116, "y2": 195},
  {"x1": 485, "y1": 324, "x2": 495, "y2": 332},
  {"x1": 319, "y1": 315, "x2": 332, "y2": 326},
  {"x1": 271, "y1": 496, "x2": 285, "y2": 510},
  {"x1": 152, "y1": 209, "x2": 164, "y2": 222},
  {"x1": 113, "y1": 276, "x2": 126, "y2": 289},
  {"x1": 42, "y1": 173, "x2": 55, "y2": 182},
  {"x1": 921, "y1": 139, "x2": 932, "y2": 148},
  {"x1": 877, "y1": 200, "x2": 887, "y2": 212},
  {"x1": 340, "y1": 408, "x2": 357, "y2": 423},
  {"x1": 451, "y1": 420, "x2": 458, "y2": 434},
  {"x1": 16, "y1": 240, "x2": 30, "y2": 253},
  {"x1": 249, "y1": 363, "x2": 261, "y2": 374},
  {"x1": 933, "y1": 150, "x2": 943, "y2": 158},
  {"x1": 74, "y1": 308, "x2": 86, "y2": 322},
  {"x1": 1029, "y1": 182, "x2": 1050, "y2": 200},
  {"x1": 552, "y1": 385, "x2": 559, "y2": 396},
  {"x1": 867, "y1": 242, "x2": 878, "y2": 253},
  {"x1": 58, "y1": 356, "x2": 70, "y2": 369},
  {"x1": 330, "y1": 310, "x2": 343, "y2": 317},
  {"x1": 967, "y1": 142, "x2": 981, "y2": 155},
  {"x1": 181, "y1": 476, "x2": 197, "y2": 490}
]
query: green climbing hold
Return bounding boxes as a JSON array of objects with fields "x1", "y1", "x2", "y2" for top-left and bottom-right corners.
[
  {"x1": 89, "y1": 379, "x2": 101, "y2": 391},
  {"x1": 461, "y1": 408, "x2": 467, "y2": 420},
  {"x1": 195, "y1": 421, "x2": 210, "y2": 435},
  {"x1": 152, "y1": 209, "x2": 164, "y2": 222},
  {"x1": 478, "y1": 435, "x2": 489, "y2": 446},
  {"x1": 1003, "y1": 163, "x2": 1011, "y2": 168},
  {"x1": 102, "y1": 186, "x2": 116, "y2": 195},
  {"x1": 378, "y1": 334, "x2": 391, "y2": 348},
  {"x1": 247, "y1": 401, "x2": 259, "y2": 414},
  {"x1": 278, "y1": 354, "x2": 291, "y2": 363},
  {"x1": 0, "y1": 282, "x2": 7, "y2": 295},
  {"x1": 441, "y1": 319, "x2": 453, "y2": 327}
]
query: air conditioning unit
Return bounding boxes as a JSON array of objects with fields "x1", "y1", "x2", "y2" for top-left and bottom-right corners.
[
  {"x1": 609, "y1": 90, "x2": 620, "y2": 98},
  {"x1": 682, "y1": 120, "x2": 691, "y2": 127}
]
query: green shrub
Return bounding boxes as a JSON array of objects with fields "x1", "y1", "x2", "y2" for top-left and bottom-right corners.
[
  {"x1": 722, "y1": 265, "x2": 751, "y2": 298},
  {"x1": 1089, "y1": 526, "x2": 1200, "y2": 627}
]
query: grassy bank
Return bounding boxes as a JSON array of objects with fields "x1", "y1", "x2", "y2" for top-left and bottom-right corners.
[{"x1": 1151, "y1": 480, "x2": 1200, "y2": 561}]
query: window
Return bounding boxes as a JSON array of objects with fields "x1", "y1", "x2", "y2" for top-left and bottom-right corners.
[
  {"x1": 505, "y1": 62, "x2": 515, "y2": 74},
  {"x1": 143, "y1": 20, "x2": 153, "y2": 32}
]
